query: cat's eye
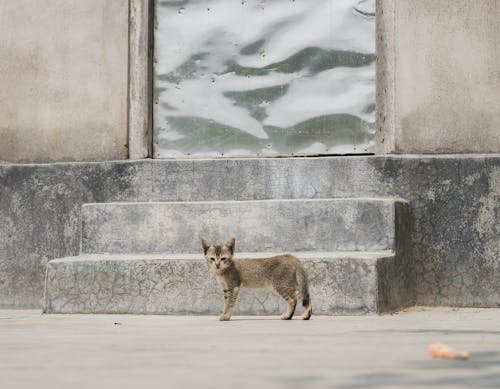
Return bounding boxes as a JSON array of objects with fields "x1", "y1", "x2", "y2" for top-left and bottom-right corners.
[
  {"x1": 221, "y1": 257, "x2": 227, "y2": 261},
  {"x1": 209, "y1": 258, "x2": 215, "y2": 261}
]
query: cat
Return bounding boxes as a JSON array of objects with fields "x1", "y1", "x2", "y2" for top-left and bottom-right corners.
[{"x1": 201, "y1": 238, "x2": 312, "y2": 321}]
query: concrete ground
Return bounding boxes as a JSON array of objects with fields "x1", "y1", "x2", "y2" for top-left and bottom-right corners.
[{"x1": 1, "y1": 308, "x2": 499, "y2": 389}]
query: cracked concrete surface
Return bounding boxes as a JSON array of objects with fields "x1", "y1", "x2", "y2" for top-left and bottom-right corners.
[
  {"x1": 43, "y1": 198, "x2": 411, "y2": 314},
  {"x1": 43, "y1": 252, "x2": 399, "y2": 315},
  {"x1": 1, "y1": 156, "x2": 499, "y2": 308}
]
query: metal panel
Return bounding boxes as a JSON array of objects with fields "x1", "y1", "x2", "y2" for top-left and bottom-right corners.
[{"x1": 154, "y1": 0, "x2": 375, "y2": 158}]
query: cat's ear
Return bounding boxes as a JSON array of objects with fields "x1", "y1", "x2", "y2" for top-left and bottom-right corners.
[
  {"x1": 225, "y1": 238, "x2": 235, "y2": 255},
  {"x1": 201, "y1": 239, "x2": 211, "y2": 255}
]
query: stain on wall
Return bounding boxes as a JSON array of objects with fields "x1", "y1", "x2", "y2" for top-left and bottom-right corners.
[{"x1": 0, "y1": 156, "x2": 498, "y2": 308}]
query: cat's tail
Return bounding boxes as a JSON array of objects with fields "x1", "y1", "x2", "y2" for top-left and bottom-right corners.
[{"x1": 296, "y1": 264, "x2": 312, "y2": 320}]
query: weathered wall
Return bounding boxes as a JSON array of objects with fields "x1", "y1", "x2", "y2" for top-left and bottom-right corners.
[
  {"x1": 377, "y1": 0, "x2": 500, "y2": 154},
  {"x1": 0, "y1": 0, "x2": 129, "y2": 163},
  {"x1": 0, "y1": 157, "x2": 498, "y2": 308}
]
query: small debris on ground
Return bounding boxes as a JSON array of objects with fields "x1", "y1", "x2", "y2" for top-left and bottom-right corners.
[
  {"x1": 114, "y1": 322, "x2": 122, "y2": 325},
  {"x1": 428, "y1": 343, "x2": 470, "y2": 360}
]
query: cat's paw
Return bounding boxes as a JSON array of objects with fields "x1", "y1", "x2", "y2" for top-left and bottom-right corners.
[
  {"x1": 301, "y1": 308, "x2": 312, "y2": 320},
  {"x1": 219, "y1": 314, "x2": 231, "y2": 321},
  {"x1": 280, "y1": 314, "x2": 293, "y2": 320}
]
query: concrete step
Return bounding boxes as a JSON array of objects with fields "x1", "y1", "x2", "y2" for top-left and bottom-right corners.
[
  {"x1": 44, "y1": 197, "x2": 413, "y2": 315},
  {"x1": 43, "y1": 251, "x2": 406, "y2": 315},
  {"x1": 80, "y1": 198, "x2": 407, "y2": 254}
]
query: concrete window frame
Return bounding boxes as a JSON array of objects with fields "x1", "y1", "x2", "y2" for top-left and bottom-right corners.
[
  {"x1": 375, "y1": 0, "x2": 394, "y2": 154},
  {"x1": 128, "y1": 0, "x2": 388, "y2": 158},
  {"x1": 128, "y1": 0, "x2": 153, "y2": 159}
]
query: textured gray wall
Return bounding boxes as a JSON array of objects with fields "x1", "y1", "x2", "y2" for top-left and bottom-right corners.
[
  {"x1": 0, "y1": 156, "x2": 498, "y2": 308},
  {"x1": 377, "y1": 0, "x2": 500, "y2": 153},
  {"x1": 0, "y1": 0, "x2": 129, "y2": 162}
]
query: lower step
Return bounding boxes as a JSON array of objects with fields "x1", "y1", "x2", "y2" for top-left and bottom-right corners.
[{"x1": 43, "y1": 252, "x2": 403, "y2": 315}]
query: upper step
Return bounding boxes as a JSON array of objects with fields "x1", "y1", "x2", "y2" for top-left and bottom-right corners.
[{"x1": 80, "y1": 198, "x2": 407, "y2": 255}]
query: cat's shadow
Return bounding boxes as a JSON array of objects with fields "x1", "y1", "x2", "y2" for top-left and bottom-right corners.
[{"x1": 226, "y1": 317, "x2": 311, "y2": 321}]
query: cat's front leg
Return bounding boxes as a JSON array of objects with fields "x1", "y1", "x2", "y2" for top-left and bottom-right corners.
[{"x1": 220, "y1": 286, "x2": 240, "y2": 321}]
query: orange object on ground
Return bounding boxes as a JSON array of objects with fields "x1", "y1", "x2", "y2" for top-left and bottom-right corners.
[{"x1": 428, "y1": 343, "x2": 470, "y2": 360}]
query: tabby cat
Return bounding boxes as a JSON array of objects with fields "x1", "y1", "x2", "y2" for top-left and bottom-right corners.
[{"x1": 202, "y1": 238, "x2": 312, "y2": 321}]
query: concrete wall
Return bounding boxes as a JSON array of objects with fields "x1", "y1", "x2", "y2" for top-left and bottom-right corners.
[
  {"x1": 0, "y1": 157, "x2": 498, "y2": 308},
  {"x1": 3, "y1": 0, "x2": 498, "y2": 160},
  {"x1": 377, "y1": 0, "x2": 500, "y2": 154},
  {"x1": 0, "y1": 0, "x2": 129, "y2": 163}
]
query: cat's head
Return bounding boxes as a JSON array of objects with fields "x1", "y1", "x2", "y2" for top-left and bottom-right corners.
[{"x1": 201, "y1": 238, "x2": 235, "y2": 273}]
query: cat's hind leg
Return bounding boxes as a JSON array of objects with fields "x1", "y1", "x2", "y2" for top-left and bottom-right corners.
[
  {"x1": 275, "y1": 286, "x2": 299, "y2": 320},
  {"x1": 301, "y1": 301, "x2": 312, "y2": 320}
]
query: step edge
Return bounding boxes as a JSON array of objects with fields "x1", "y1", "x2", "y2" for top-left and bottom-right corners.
[
  {"x1": 48, "y1": 251, "x2": 396, "y2": 264},
  {"x1": 81, "y1": 198, "x2": 409, "y2": 208}
]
